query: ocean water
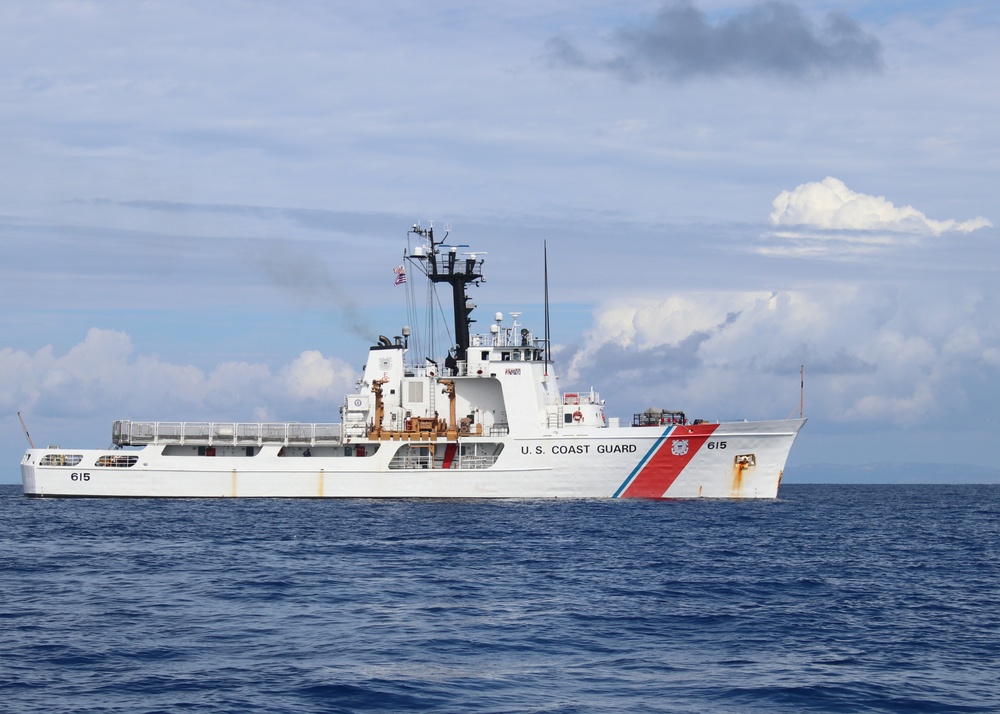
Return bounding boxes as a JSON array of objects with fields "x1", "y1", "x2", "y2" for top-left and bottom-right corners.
[{"x1": 1, "y1": 484, "x2": 998, "y2": 713}]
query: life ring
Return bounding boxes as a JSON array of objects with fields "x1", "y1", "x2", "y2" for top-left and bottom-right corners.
[{"x1": 573, "y1": 410, "x2": 583, "y2": 422}]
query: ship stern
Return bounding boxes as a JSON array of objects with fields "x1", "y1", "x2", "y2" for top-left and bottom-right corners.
[{"x1": 20, "y1": 450, "x2": 40, "y2": 496}]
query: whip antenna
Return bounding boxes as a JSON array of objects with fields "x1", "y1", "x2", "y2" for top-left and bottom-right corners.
[
  {"x1": 800, "y1": 364, "x2": 805, "y2": 418},
  {"x1": 544, "y1": 241, "x2": 551, "y2": 377},
  {"x1": 788, "y1": 365, "x2": 805, "y2": 419},
  {"x1": 18, "y1": 411, "x2": 35, "y2": 448}
]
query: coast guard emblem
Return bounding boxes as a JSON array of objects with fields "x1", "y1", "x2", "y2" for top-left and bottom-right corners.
[{"x1": 671, "y1": 439, "x2": 689, "y2": 456}]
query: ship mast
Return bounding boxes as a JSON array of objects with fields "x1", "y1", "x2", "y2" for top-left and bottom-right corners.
[{"x1": 407, "y1": 224, "x2": 484, "y2": 363}]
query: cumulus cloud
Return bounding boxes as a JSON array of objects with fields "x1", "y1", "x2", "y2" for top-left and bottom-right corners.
[
  {"x1": 563, "y1": 285, "x2": 1000, "y2": 427},
  {"x1": 546, "y1": 1, "x2": 883, "y2": 83},
  {"x1": 1, "y1": 328, "x2": 358, "y2": 422},
  {"x1": 279, "y1": 350, "x2": 356, "y2": 402},
  {"x1": 771, "y1": 177, "x2": 993, "y2": 235}
]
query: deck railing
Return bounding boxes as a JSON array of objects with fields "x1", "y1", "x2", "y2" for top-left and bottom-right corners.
[{"x1": 112, "y1": 420, "x2": 342, "y2": 447}]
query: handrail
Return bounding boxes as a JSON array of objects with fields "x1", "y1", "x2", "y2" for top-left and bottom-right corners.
[{"x1": 112, "y1": 420, "x2": 342, "y2": 447}]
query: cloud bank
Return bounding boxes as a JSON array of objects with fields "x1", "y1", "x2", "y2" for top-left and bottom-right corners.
[
  {"x1": 547, "y1": 1, "x2": 883, "y2": 83},
  {"x1": 565, "y1": 285, "x2": 1000, "y2": 427},
  {"x1": 771, "y1": 177, "x2": 993, "y2": 235},
  {"x1": 1, "y1": 328, "x2": 358, "y2": 423}
]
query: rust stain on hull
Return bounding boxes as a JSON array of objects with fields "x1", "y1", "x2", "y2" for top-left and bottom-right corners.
[
  {"x1": 731, "y1": 454, "x2": 757, "y2": 497},
  {"x1": 732, "y1": 462, "x2": 746, "y2": 496}
]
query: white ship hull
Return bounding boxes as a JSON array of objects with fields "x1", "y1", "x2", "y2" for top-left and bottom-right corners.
[
  {"x1": 21, "y1": 419, "x2": 804, "y2": 499},
  {"x1": 19, "y1": 222, "x2": 806, "y2": 499}
]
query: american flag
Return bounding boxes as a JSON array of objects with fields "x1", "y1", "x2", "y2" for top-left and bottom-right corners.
[{"x1": 393, "y1": 265, "x2": 406, "y2": 286}]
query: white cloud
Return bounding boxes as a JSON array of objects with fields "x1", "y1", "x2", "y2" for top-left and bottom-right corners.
[
  {"x1": 770, "y1": 177, "x2": 992, "y2": 235},
  {"x1": 565, "y1": 292, "x2": 775, "y2": 382},
  {"x1": 564, "y1": 285, "x2": 1000, "y2": 427},
  {"x1": 2, "y1": 328, "x2": 358, "y2": 422},
  {"x1": 842, "y1": 382, "x2": 937, "y2": 422},
  {"x1": 279, "y1": 350, "x2": 356, "y2": 402}
]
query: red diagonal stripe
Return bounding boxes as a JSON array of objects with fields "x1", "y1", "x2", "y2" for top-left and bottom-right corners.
[{"x1": 622, "y1": 423, "x2": 720, "y2": 498}]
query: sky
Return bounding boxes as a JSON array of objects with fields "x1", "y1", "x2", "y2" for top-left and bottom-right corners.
[{"x1": 2, "y1": 1, "x2": 999, "y2": 483}]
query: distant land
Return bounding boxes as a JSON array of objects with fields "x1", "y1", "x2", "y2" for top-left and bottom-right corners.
[{"x1": 785, "y1": 463, "x2": 1000, "y2": 485}]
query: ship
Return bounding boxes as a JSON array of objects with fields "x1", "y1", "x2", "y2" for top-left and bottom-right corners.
[{"x1": 20, "y1": 223, "x2": 805, "y2": 498}]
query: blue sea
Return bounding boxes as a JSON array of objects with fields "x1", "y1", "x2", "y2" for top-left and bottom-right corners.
[{"x1": 1, "y1": 484, "x2": 998, "y2": 713}]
